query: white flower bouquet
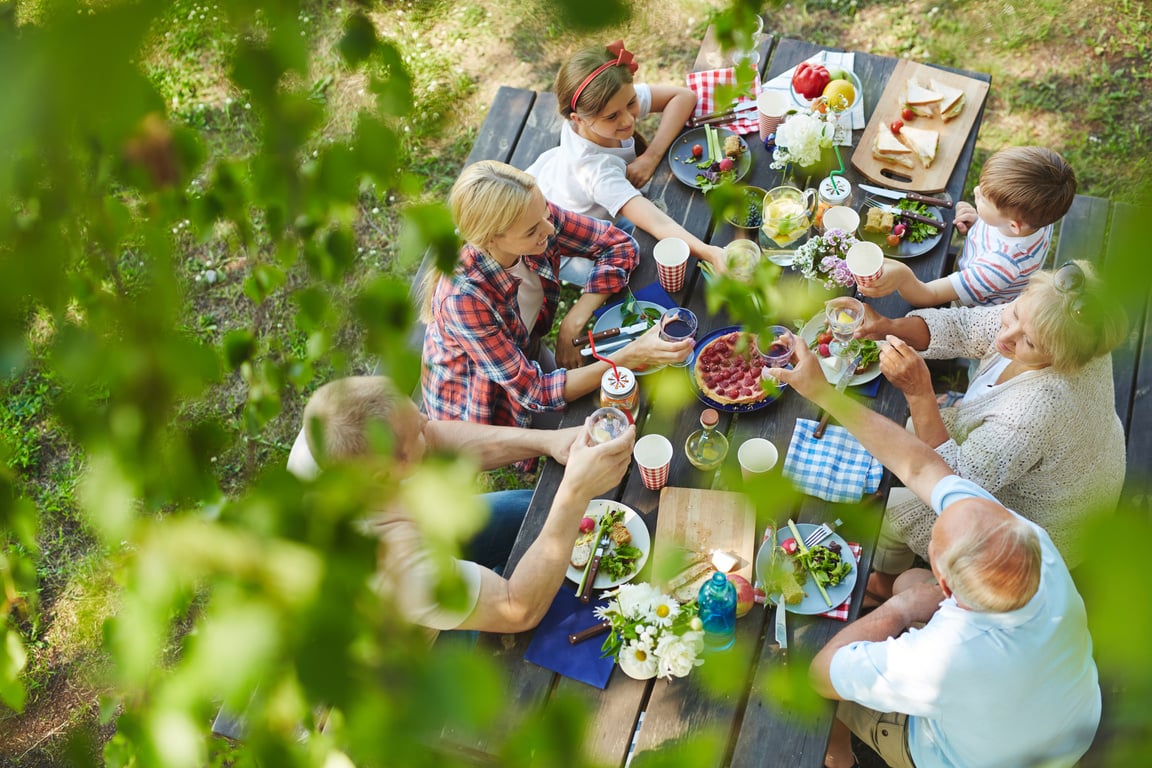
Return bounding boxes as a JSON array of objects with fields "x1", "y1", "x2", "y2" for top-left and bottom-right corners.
[
  {"x1": 770, "y1": 110, "x2": 836, "y2": 171},
  {"x1": 595, "y1": 582, "x2": 704, "y2": 680},
  {"x1": 793, "y1": 228, "x2": 860, "y2": 290}
]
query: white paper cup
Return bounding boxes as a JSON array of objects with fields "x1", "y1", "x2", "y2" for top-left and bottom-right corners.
[
  {"x1": 821, "y1": 205, "x2": 861, "y2": 235},
  {"x1": 653, "y1": 237, "x2": 690, "y2": 293},
  {"x1": 633, "y1": 434, "x2": 674, "y2": 491},
  {"x1": 757, "y1": 90, "x2": 790, "y2": 143},
  {"x1": 738, "y1": 438, "x2": 778, "y2": 480},
  {"x1": 846, "y1": 240, "x2": 885, "y2": 286}
]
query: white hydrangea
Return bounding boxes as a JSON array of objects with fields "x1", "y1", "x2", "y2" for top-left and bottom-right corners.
[
  {"x1": 654, "y1": 631, "x2": 705, "y2": 680},
  {"x1": 771, "y1": 112, "x2": 836, "y2": 170}
]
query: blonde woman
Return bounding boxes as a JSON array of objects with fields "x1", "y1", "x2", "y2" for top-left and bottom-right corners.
[
  {"x1": 526, "y1": 41, "x2": 724, "y2": 282},
  {"x1": 858, "y1": 261, "x2": 1128, "y2": 599},
  {"x1": 421, "y1": 160, "x2": 690, "y2": 430}
]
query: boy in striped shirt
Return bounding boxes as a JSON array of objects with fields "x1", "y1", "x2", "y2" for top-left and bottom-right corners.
[{"x1": 857, "y1": 147, "x2": 1076, "y2": 307}]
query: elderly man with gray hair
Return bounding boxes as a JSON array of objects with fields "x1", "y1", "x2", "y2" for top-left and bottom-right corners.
[{"x1": 768, "y1": 340, "x2": 1100, "y2": 768}]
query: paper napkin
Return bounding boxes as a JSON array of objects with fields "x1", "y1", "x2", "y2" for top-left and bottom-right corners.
[{"x1": 686, "y1": 68, "x2": 762, "y2": 135}]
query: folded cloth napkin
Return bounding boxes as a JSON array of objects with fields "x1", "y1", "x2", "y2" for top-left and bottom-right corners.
[
  {"x1": 593, "y1": 281, "x2": 676, "y2": 319},
  {"x1": 760, "y1": 52, "x2": 865, "y2": 146},
  {"x1": 525, "y1": 587, "x2": 615, "y2": 689},
  {"x1": 783, "y1": 418, "x2": 883, "y2": 503},
  {"x1": 752, "y1": 525, "x2": 863, "y2": 621},
  {"x1": 686, "y1": 68, "x2": 762, "y2": 135}
]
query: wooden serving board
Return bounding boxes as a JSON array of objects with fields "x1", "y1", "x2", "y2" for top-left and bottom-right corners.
[
  {"x1": 851, "y1": 59, "x2": 989, "y2": 193},
  {"x1": 652, "y1": 487, "x2": 756, "y2": 595}
]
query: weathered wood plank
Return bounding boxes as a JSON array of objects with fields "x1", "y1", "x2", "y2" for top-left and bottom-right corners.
[
  {"x1": 1053, "y1": 194, "x2": 1111, "y2": 267},
  {"x1": 464, "y1": 85, "x2": 537, "y2": 166}
]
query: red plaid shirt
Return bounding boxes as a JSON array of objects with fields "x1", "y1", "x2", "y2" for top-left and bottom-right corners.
[{"x1": 421, "y1": 203, "x2": 637, "y2": 427}]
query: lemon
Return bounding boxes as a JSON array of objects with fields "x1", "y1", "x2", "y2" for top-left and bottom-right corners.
[
  {"x1": 823, "y1": 79, "x2": 856, "y2": 112},
  {"x1": 837, "y1": 310, "x2": 855, "y2": 324}
]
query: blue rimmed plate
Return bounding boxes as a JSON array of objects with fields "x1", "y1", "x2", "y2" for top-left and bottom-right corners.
[{"x1": 686, "y1": 325, "x2": 787, "y2": 413}]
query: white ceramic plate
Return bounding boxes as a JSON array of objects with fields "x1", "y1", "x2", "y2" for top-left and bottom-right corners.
[
  {"x1": 755, "y1": 523, "x2": 857, "y2": 615},
  {"x1": 799, "y1": 314, "x2": 883, "y2": 387},
  {"x1": 566, "y1": 499, "x2": 651, "y2": 590}
]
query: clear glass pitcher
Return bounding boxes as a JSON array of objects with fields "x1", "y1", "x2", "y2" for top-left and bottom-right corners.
[{"x1": 761, "y1": 185, "x2": 817, "y2": 248}]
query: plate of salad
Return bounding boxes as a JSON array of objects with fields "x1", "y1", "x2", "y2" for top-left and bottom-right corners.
[
  {"x1": 668, "y1": 125, "x2": 751, "y2": 191},
  {"x1": 799, "y1": 314, "x2": 882, "y2": 387},
  {"x1": 567, "y1": 499, "x2": 650, "y2": 591},
  {"x1": 856, "y1": 197, "x2": 944, "y2": 259},
  {"x1": 755, "y1": 522, "x2": 856, "y2": 615}
]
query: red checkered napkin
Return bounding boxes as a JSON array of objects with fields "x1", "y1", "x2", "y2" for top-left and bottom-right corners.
[
  {"x1": 752, "y1": 526, "x2": 862, "y2": 622},
  {"x1": 686, "y1": 68, "x2": 761, "y2": 135}
]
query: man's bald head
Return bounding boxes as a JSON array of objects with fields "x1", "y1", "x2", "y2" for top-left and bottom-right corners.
[{"x1": 930, "y1": 499, "x2": 1042, "y2": 613}]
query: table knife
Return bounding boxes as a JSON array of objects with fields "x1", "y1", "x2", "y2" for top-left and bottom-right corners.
[
  {"x1": 774, "y1": 594, "x2": 788, "y2": 655},
  {"x1": 572, "y1": 320, "x2": 650, "y2": 348},
  {"x1": 579, "y1": 530, "x2": 613, "y2": 603},
  {"x1": 857, "y1": 184, "x2": 953, "y2": 209},
  {"x1": 569, "y1": 620, "x2": 611, "y2": 645}
]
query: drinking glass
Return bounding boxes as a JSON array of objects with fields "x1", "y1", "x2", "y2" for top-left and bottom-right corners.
[
  {"x1": 824, "y1": 297, "x2": 865, "y2": 357},
  {"x1": 659, "y1": 307, "x2": 698, "y2": 367},
  {"x1": 754, "y1": 326, "x2": 795, "y2": 369},
  {"x1": 587, "y1": 406, "x2": 631, "y2": 445}
]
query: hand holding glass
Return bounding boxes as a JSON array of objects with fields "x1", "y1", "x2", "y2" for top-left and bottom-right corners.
[
  {"x1": 659, "y1": 307, "x2": 698, "y2": 368},
  {"x1": 824, "y1": 297, "x2": 865, "y2": 357},
  {"x1": 588, "y1": 407, "x2": 630, "y2": 445}
]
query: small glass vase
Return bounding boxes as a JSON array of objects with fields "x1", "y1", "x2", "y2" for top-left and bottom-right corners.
[{"x1": 791, "y1": 145, "x2": 839, "y2": 190}]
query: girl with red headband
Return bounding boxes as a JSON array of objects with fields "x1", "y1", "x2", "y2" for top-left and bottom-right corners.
[{"x1": 527, "y1": 41, "x2": 724, "y2": 283}]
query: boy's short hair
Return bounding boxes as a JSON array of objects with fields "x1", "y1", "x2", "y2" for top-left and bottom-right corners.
[
  {"x1": 978, "y1": 146, "x2": 1076, "y2": 229},
  {"x1": 302, "y1": 376, "x2": 403, "y2": 465}
]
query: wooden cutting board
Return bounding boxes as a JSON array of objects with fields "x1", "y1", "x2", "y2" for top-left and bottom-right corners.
[
  {"x1": 851, "y1": 59, "x2": 989, "y2": 193},
  {"x1": 652, "y1": 487, "x2": 756, "y2": 596}
]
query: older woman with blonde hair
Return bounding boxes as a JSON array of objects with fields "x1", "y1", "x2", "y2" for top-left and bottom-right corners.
[
  {"x1": 420, "y1": 160, "x2": 690, "y2": 432},
  {"x1": 857, "y1": 260, "x2": 1128, "y2": 601}
]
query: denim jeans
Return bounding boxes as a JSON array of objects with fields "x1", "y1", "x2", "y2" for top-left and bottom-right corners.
[{"x1": 463, "y1": 489, "x2": 534, "y2": 572}]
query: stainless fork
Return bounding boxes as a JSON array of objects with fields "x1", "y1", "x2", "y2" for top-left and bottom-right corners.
[{"x1": 804, "y1": 518, "x2": 843, "y2": 549}]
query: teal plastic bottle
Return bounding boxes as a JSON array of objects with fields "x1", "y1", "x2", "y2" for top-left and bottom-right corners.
[{"x1": 699, "y1": 571, "x2": 736, "y2": 651}]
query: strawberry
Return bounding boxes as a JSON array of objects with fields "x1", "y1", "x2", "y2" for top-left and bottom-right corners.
[
  {"x1": 890, "y1": 119, "x2": 904, "y2": 134},
  {"x1": 901, "y1": 106, "x2": 915, "y2": 121}
]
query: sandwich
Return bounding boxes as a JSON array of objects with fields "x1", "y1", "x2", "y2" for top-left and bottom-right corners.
[
  {"x1": 929, "y1": 78, "x2": 967, "y2": 121},
  {"x1": 872, "y1": 121, "x2": 915, "y2": 169},
  {"x1": 904, "y1": 78, "x2": 942, "y2": 118},
  {"x1": 899, "y1": 125, "x2": 939, "y2": 169}
]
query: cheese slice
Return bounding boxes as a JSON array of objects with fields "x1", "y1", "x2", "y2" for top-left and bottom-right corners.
[
  {"x1": 899, "y1": 125, "x2": 939, "y2": 169},
  {"x1": 905, "y1": 79, "x2": 943, "y2": 105},
  {"x1": 929, "y1": 78, "x2": 966, "y2": 120}
]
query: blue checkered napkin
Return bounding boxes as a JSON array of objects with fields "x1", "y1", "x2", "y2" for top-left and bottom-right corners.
[{"x1": 783, "y1": 418, "x2": 883, "y2": 503}]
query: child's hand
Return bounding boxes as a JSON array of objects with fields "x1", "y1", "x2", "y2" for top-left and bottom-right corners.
[
  {"x1": 626, "y1": 153, "x2": 660, "y2": 189},
  {"x1": 855, "y1": 258, "x2": 909, "y2": 299},
  {"x1": 953, "y1": 201, "x2": 978, "y2": 234}
]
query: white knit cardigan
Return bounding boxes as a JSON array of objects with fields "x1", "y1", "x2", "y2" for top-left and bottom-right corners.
[{"x1": 886, "y1": 303, "x2": 1125, "y2": 568}]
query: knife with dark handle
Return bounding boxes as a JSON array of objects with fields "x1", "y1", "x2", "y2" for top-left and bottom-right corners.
[
  {"x1": 894, "y1": 208, "x2": 946, "y2": 230},
  {"x1": 579, "y1": 530, "x2": 612, "y2": 603},
  {"x1": 815, "y1": 353, "x2": 862, "y2": 439},
  {"x1": 572, "y1": 320, "x2": 650, "y2": 348},
  {"x1": 568, "y1": 620, "x2": 611, "y2": 644},
  {"x1": 857, "y1": 183, "x2": 953, "y2": 209}
]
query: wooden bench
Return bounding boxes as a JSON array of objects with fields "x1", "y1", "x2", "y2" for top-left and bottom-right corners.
[{"x1": 1050, "y1": 194, "x2": 1151, "y2": 767}]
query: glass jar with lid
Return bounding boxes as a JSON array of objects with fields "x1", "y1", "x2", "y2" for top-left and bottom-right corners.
[
  {"x1": 600, "y1": 367, "x2": 638, "y2": 420},
  {"x1": 815, "y1": 175, "x2": 853, "y2": 232}
]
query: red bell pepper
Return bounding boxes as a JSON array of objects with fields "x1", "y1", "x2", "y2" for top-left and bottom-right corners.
[{"x1": 792, "y1": 62, "x2": 831, "y2": 100}]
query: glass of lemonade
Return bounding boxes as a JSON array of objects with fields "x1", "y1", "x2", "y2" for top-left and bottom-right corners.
[{"x1": 824, "y1": 297, "x2": 865, "y2": 357}]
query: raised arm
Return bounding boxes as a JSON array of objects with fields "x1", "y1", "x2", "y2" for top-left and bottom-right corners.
[
  {"x1": 457, "y1": 422, "x2": 635, "y2": 632},
  {"x1": 766, "y1": 338, "x2": 953, "y2": 502},
  {"x1": 855, "y1": 259, "x2": 959, "y2": 307}
]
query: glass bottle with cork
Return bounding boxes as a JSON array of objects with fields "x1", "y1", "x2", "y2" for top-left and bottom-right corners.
[
  {"x1": 815, "y1": 174, "x2": 853, "y2": 232},
  {"x1": 685, "y1": 408, "x2": 729, "y2": 471}
]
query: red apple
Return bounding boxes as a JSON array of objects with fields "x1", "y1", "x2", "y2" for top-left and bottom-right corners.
[{"x1": 728, "y1": 574, "x2": 755, "y2": 618}]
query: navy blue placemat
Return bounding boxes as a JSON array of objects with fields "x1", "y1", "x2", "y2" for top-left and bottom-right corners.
[
  {"x1": 524, "y1": 587, "x2": 615, "y2": 689},
  {"x1": 593, "y1": 282, "x2": 676, "y2": 319}
]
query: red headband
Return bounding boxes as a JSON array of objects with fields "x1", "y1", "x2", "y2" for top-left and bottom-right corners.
[{"x1": 569, "y1": 40, "x2": 638, "y2": 113}]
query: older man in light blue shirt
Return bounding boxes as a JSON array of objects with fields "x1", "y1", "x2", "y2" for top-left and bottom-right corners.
[{"x1": 768, "y1": 339, "x2": 1101, "y2": 768}]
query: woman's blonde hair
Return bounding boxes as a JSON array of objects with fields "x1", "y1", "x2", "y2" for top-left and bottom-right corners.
[
  {"x1": 418, "y1": 160, "x2": 538, "y2": 322},
  {"x1": 556, "y1": 45, "x2": 635, "y2": 120},
  {"x1": 1021, "y1": 260, "x2": 1128, "y2": 373}
]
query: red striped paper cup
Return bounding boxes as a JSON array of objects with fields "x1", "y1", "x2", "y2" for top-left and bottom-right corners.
[
  {"x1": 653, "y1": 237, "x2": 690, "y2": 293},
  {"x1": 757, "y1": 90, "x2": 790, "y2": 143},
  {"x1": 633, "y1": 434, "x2": 673, "y2": 491},
  {"x1": 846, "y1": 241, "x2": 885, "y2": 287}
]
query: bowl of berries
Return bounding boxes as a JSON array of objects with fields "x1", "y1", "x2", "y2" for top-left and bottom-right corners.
[{"x1": 721, "y1": 185, "x2": 768, "y2": 232}]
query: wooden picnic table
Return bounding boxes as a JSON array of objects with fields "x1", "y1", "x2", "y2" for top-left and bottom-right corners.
[{"x1": 444, "y1": 35, "x2": 992, "y2": 767}]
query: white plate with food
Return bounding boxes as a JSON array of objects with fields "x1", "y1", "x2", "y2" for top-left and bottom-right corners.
[
  {"x1": 799, "y1": 314, "x2": 883, "y2": 387},
  {"x1": 755, "y1": 523, "x2": 857, "y2": 615},
  {"x1": 566, "y1": 499, "x2": 651, "y2": 590}
]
